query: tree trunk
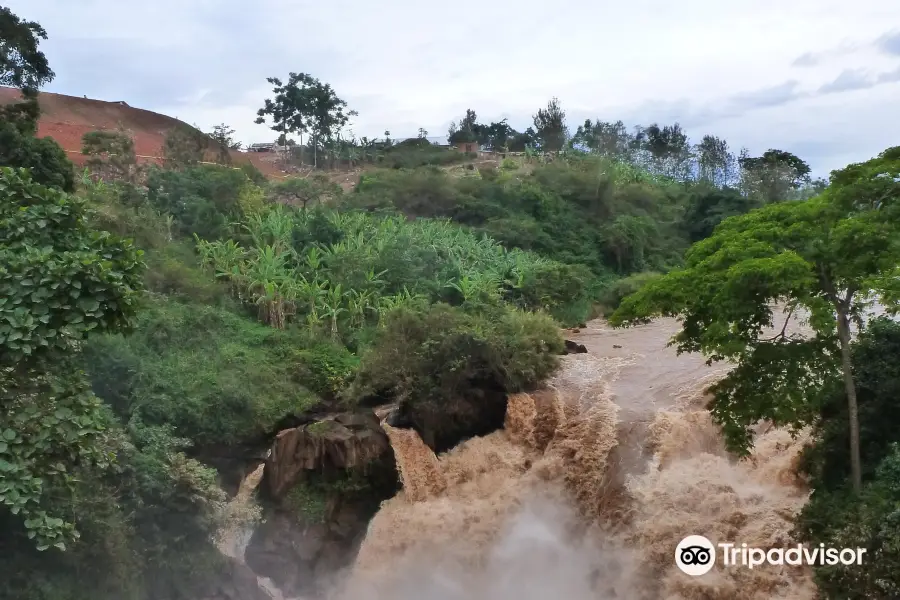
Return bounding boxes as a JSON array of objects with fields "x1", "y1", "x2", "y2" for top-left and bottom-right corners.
[{"x1": 836, "y1": 308, "x2": 862, "y2": 492}]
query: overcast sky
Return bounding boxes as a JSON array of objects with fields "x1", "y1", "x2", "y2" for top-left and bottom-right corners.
[{"x1": 8, "y1": 0, "x2": 900, "y2": 177}]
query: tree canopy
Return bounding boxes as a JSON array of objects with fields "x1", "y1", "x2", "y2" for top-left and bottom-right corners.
[
  {"x1": 610, "y1": 146, "x2": 900, "y2": 490},
  {"x1": 0, "y1": 167, "x2": 145, "y2": 549},
  {"x1": 0, "y1": 6, "x2": 53, "y2": 92},
  {"x1": 255, "y1": 72, "x2": 352, "y2": 166}
]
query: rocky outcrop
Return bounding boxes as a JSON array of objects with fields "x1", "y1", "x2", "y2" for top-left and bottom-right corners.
[
  {"x1": 563, "y1": 339, "x2": 588, "y2": 354},
  {"x1": 245, "y1": 411, "x2": 398, "y2": 598},
  {"x1": 245, "y1": 500, "x2": 372, "y2": 597},
  {"x1": 196, "y1": 556, "x2": 272, "y2": 600},
  {"x1": 265, "y1": 411, "x2": 391, "y2": 498}
]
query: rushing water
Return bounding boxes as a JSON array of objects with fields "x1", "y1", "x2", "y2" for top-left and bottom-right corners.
[{"x1": 334, "y1": 314, "x2": 820, "y2": 600}]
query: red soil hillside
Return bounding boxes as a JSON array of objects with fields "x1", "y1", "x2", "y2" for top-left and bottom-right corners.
[{"x1": 0, "y1": 87, "x2": 284, "y2": 177}]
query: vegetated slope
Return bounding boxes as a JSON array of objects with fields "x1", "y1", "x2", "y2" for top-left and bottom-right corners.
[{"x1": 0, "y1": 86, "x2": 282, "y2": 176}]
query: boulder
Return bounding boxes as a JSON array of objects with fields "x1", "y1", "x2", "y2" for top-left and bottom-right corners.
[
  {"x1": 195, "y1": 556, "x2": 271, "y2": 600},
  {"x1": 245, "y1": 502, "x2": 370, "y2": 598},
  {"x1": 563, "y1": 339, "x2": 588, "y2": 354},
  {"x1": 265, "y1": 412, "x2": 391, "y2": 499}
]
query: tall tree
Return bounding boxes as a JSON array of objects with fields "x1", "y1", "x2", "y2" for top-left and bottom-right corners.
[
  {"x1": 739, "y1": 149, "x2": 812, "y2": 203},
  {"x1": 573, "y1": 119, "x2": 633, "y2": 160},
  {"x1": 162, "y1": 124, "x2": 208, "y2": 169},
  {"x1": 0, "y1": 7, "x2": 74, "y2": 191},
  {"x1": 507, "y1": 127, "x2": 539, "y2": 152},
  {"x1": 448, "y1": 109, "x2": 479, "y2": 144},
  {"x1": 610, "y1": 146, "x2": 900, "y2": 492},
  {"x1": 641, "y1": 123, "x2": 692, "y2": 180},
  {"x1": 0, "y1": 5, "x2": 53, "y2": 127},
  {"x1": 305, "y1": 77, "x2": 351, "y2": 168},
  {"x1": 256, "y1": 74, "x2": 311, "y2": 165},
  {"x1": 533, "y1": 97, "x2": 568, "y2": 152},
  {"x1": 0, "y1": 167, "x2": 145, "y2": 549},
  {"x1": 81, "y1": 130, "x2": 138, "y2": 182},
  {"x1": 208, "y1": 123, "x2": 242, "y2": 152},
  {"x1": 696, "y1": 134, "x2": 736, "y2": 187},
  {"x1": 256, "y1": 73, "x2": 351, "y2": 168}
]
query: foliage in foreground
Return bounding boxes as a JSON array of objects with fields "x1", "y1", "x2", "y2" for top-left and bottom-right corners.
[
  {"x1": 610, "y1": 146, "x2": 900, "y2": 491},
  {"x1": 348, "y1": 304, "x2": 563, "y2": 449},
  {"x1": 796, "y1": 318, "x2": 900, "y2": 599},
  {"x1": 0, "y1": 167, "x2": 144, "y2": 549},
  {"x1": 85, "y1": 299, "x2": 321, "y2": 447},
  {"x1": 194, "y1": 202, "x2": 592, "y2": 331}
]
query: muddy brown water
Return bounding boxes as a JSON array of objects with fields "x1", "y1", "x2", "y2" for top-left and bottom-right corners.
[
  {"x1": 223, "y1": 310, "x2": 829, "y2": 599},
  {"x1": 332, "y1": 314, "x2": 819, "y2": 600}
]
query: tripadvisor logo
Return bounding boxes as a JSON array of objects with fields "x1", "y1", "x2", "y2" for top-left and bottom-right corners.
[{"x1": 675, "y1": 535, "x2": 867, "y2": 576}]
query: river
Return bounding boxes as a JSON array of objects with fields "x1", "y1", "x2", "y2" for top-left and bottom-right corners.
[{"x1": 329, "y1": 311, "x2": 823, "y2": 599}]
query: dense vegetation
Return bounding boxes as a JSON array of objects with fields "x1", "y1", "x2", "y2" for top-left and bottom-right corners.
[
  {"x1": 611, "y1": 146, "x2": 900, "y2": 595},
  {"x1": 796, "y1": 318, "x2": 900, "y2": 599},
  {"x1": 4, "y1": 4, "x2": 900, "y2": 599}
]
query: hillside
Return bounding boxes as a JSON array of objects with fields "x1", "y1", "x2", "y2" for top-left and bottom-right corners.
[{"x1": 0, "y1": 86, "x2": 285, "y2": 177}]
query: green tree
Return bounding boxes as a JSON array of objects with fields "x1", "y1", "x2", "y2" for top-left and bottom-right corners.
[
  {"x1": 81, "y1": 130, "x2": 138, "y2": 182},
  {"x1": 0, "y1": 5, "x2": 53, "y2": 129},
  {"x1": 572, "y1": 119, "x2": 633, "y2": 159},
  {"x1": 610, "y1": 146, "x2": 900, "y2": 492},
  {"x1": 739, "y1": 148, "x2": 812, "y2": 202},
  {"x1": 256, "y1": 72, "x2": 351, "y2": 168},
  {"x1": 0, "y1": 167, "x2": 145, "y2": 549},
  {"x1": 477, "y1": 119, "x2": 517, "y2": 152},
  {"x1": 681, "y1": 185, "x2": 760, "y2": 242},
  {"x1": 0, "y1": 7, "x2": 75, "y2": 192},
  {"x1": 270, "y1": 175, "x2": 340, "y2": 209},
  {"x1": 695, "y1": 134, "x2": 736, "y2": 187},
  {"x1": 533, "y1": 97, "x2": 568, "y2": 153},
  {"x1": 448, "y1": 108, "x2": 479, "y2": 144},
  {"x1": 640, "y1": 122, "x2": 693, "y2": 180},
  {"x1": 796, "y1": 318, "x2": 900, "y2": 598},
  {"x1": 0, "y1": 123, "x2": 75, "y2": 191},
  {"x1": 208, "y1": 123, "x2": 242, "y2": 150},
  {"x1": 0, "y1": 6, "x2": 53, "y2": 91},
  {"x1": 163, "y1": 124, "x2": 209, "y2": 169}
]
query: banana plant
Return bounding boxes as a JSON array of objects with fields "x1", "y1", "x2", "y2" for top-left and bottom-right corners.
[
  {"x1": 295, "y1": 273, "x2": 328, "y2": 322},
  {"x1": 346, "y1": 288, "x2": 376, "y2": 329},
  {"x1": 321, "y1": 283, "x2": 348, "y2": 339},
  {"x1": 362, "y1": 268, "x2": 388, "y2": 290},
  {"x1": 303, "y1": 246, "x2": 325, "y2": 271},
  {"x1": 375, "y1": 286, "x2": 427, "y2": 326},
  {"x1": 244, "y1": 206, "x2": 294, "y2": 252}
]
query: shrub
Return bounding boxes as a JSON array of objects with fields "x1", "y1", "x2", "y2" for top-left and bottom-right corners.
[
  {"x1": 348, "y1": 303, "x2": 562, "y2": 448},
  {"x1": 795, "y1": 318, "x2": 900, "y2": 598},
  {"x1": 294, "y1": 338, "x2": 360, "y2": 402},
  {"x1": 597, "y1": 271, "x2": 663, "y2": 313},
  {"x1": 85, "y1": 299, "x2": 320, "y2": 446},
  {"x1": 146, "y1": 164, "x2": 257, "y2": 240},
  {"x1": 0, "y1": 121, "x2": 75, "y2": 192}
]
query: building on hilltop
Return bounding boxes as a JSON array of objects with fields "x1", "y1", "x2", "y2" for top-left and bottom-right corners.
[
  {"x1": 247, "y1": 142, "x2": 276, "y2": 153},
  {"x1": 454, "y1": 141, "x2": 480, "y2": 153}
]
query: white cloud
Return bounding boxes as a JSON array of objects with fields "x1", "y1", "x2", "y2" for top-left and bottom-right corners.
[{"x1": 7, "y1": 0, "x2": 900, "y2": 176}]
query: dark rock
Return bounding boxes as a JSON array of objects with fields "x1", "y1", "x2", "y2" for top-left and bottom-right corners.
[
  {"x1": 264, "y1": 411, "x2": 391, "y2": 499},
  {"x1": 195, "y1": 556, "x2": 271, "y2": 600},
  {"x1": 245, "y1": 491, "x2": 387, "y2": 598},
  {"x1": 562, "y1": 339, "x2": 588, "y2": 354},
  {"x1": 246, "y1": 410, "x2": 400, "y2": 598},
  {"x1": 613, "y1": 344, "x2": 622, "y2": 349}
]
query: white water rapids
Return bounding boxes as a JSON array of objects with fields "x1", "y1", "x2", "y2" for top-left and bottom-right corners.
[{"x1": 225, "y1": 306, "x2": 887, "y2": 599}]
